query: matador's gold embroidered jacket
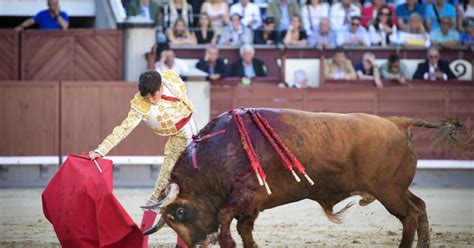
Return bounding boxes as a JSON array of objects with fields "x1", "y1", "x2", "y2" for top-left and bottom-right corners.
[{"x1": 94, "y1": 70, "x2": 196, "y2": 156}]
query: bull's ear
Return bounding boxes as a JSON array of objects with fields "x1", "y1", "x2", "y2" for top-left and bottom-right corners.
[{"x1": 180, "y1": 179, "x2": 195, "y2": 197}]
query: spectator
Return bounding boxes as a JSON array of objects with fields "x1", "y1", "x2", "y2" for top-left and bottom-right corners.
[
  {"x1": 413, "y1": 47, "x2": 456, "y2": 81},
  {"x1": 301, "y1": 0, "x2": 330, "y2": 36},
  {"x1": 196, "y1": 45, "x2": 228, "y2": 80},
  {"x1": 254, "y1": 17, "x2": 279, "y2": 45},
  {"x1": 164, "y1": 0, "x2": 194, "y2": 28},
  {"x1": 354, "y1": 52, "x2": 383, "y2": 87},
  {"x1": 430, "y1": 16, "x2": 460, "y2": 49},
  {"x1": 201, "y1": 0, "x2": 229, "y2": 34},
  {"x1": 155, "y1": 48, "x2": 189, "y2": 78},
  {"x1": 219, "y1": 14, "x2": 253, "y2": 46},
  {"x1": 461, "y1": 0, "x2": 474, "y2": 19},
  {"x1": 292, "y1": 70, "x2": 310, "y2": 88},
  {"x1": 166, "y1": 18, "x2": 197, "y2": 45},
  {"x1": 283, "y1": 16, "x2": 309, "y2": 46},
  {"x1": 329, "y1": 0, "x2": 361, "y2": 31},
  {"x1": 266, "y1": 0, "x2": 301, "y2": 31},
  {"x1": 396, "y1": 0, "x2": 424, "y2": 32},
  {"x1": 14, "y1": 0, "x2": 69, "y2": 30},
  {"x1": 126, "y1": 0, "x2": 162, "y2": 26},
  {"x1": 324, "y1": 47, "x2": 357, "y2": 80},
  {"x1": 230, "y1": 0, "x2": 262, "y2": 30},
  {"x1": 230, "y1": 44, "x2": 268, "y2": 78},
  {"x1": 194, "y1": 13, "x2": 216, "y2": 44},
  {"x1": 308, "y1": 18, "x2": 337, "y2": 48},
  {"x1": 426, "y1": 0, "x2": 457, "y2": 31},
  {"x1": 380, "y1": 53, "x2": 410, "y2": 85},
  {"x1": 368, "y1": 5, "x2": 397, "y2": 46},
  {"x1": 337, "y1": 16, "x2": 371, "y2": 46},
  {"x1": 461, "y1": 20, "x2": 474, "y2": 50},
  {"x1": 361, "y1": 0, "x2": 396, "y2": 28},
  {"x1": 396, "y1": 13, "x2": 431, "y2": 47}
]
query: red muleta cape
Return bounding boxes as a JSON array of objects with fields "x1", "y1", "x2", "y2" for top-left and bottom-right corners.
[{"x1": 42, "y1": 154, "x2": 143, "y2": 247}]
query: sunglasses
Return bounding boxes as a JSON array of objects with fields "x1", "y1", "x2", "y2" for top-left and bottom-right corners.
[
  {"x1": 429, "y1": 55, "x2": 439, "y2": 59},
  {"x1": 380, "y1": 12, "x2": 391, "y2": 16},
  {"x1": 352, "y1": 22, "x2": 360, "y2": 26}
]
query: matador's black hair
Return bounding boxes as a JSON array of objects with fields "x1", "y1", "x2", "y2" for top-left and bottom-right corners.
[{"x1": 138, "y1": 70, "x2": 162, "y2": 97}]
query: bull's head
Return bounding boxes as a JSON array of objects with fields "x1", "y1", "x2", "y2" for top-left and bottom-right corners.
[{"x1": 141, "y1": 183, "x2": 220, "y2": 247}]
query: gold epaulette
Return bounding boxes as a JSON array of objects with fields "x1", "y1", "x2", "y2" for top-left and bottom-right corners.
[{"x1": 130, "y1": 93, "x2": 151, "y2": 115}]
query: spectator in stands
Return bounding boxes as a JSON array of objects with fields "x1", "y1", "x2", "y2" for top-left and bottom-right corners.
[
  {"x1": 219, "y1": 14, "x2": 253, "y2": 46},
  {"x1": 126, "y1": 0, "x2": 162, "y2": 26},
  {"x1": 324, "y1": 47, "x2": 357, "y2": 80},
  {"x1": 200, "y1": 0, "x2": 229, "y2": 35},
  {"x1": 461, "y1": 20, "x2": 474, "y2": 50},
  {"x1": 283, "y1": 16, "x2": 309, "y2": 46},
  {"x1": 396, "y1": 13, "x2": 431, "y2": 47},
  {"x1": 368, "y1": 6, "x2": 397, "y2": 46},
  {"x1": 354, "y1": 52, "x2": 383, "y2": 87},
  {"x1": 329, "y1": 0, "x2": 361, "y2": 31},
  {"x1": 380, "y1": 53, "x2": 410, "y2": 85},
  {"x1": 337, "y1": 16, "x2": 371, "y2": 46},
  {"x1": 308, "y1": 18, "x2": 337, "y2": 48},
  {"x1": 230, "y1": 44, "x2": 268, "y2": 78},
  {"x1": 461, "y1": 0, "x2": 474, "y2": 20},
  {"x1": 14, "y1": 0, "x2": 69, "y2": 30},
  {"x1": 426, "y1": 0, "x2": 457, "y2": 31},
  {"x1": 196, "y1": 45, "x2": 228, "y2": 80},
  {"x1": 361, "y1": 0, "x2": 396, "y2": 28},
  {"x1": 230, "y1": 0, "x2": 262, "y2": 30},
  {"x1": 254, "y1": 17, "x2": 279, "y2": 45},
  {"x1": 166, "y1": 18, "x2": 197, "y2": 45},
  {"x1": 266, "y1": 0, "x2": 301, "y2": 32},
  {"x1": 301, "y1": 0, "x2": 330, "y2": 36},
  {"x1": 194, "y1": 13, "x2": 216, "y2": 44},
  {"x1": 413, "y1": 47, "x2": 456, "y2": 81},
  {"x1": 395, "y1": 0, "x2": 424, "y2": 32},
  {"x1": 155, "y1": 48, "x2": 189, "y2": 78},
  {"x1": 164, "y1": 0, "x2": 194, "y2": 28},
  {"x1": 430, "y1": 16, "x2": 460, "y2": 49}
]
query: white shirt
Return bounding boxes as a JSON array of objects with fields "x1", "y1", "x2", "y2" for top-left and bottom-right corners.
[
  {"x1": 301, "y1": 3, "x2": 330, "y2": 36},
  {"x1": 230, "y1": 2, "x2": 262, "y2": 29},
  {"x1": 329, "y1": 3, "x2": 361, "y2": 31},
  {"x1": 155, "y1": 58, "x2": 189, "y2": 76}
]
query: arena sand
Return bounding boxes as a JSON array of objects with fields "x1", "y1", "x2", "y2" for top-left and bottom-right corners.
[{"x1": 0, "y1": 188, "x2": 472, "y2": 247}]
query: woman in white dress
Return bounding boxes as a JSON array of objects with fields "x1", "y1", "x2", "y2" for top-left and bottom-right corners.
[
  {"x1": 368, "y1": 6, "x2": 397, "y2": 46},
  {"x1": 201, "y1": 0, "x2": 229, "y2": 35},
  {"x1": 301, "y1": 0, "x2": 329, "y2": 36}
]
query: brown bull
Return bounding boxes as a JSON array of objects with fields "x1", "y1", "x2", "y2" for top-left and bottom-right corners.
[{"x1": 144, "y1": 108, "x2": 461, "y2": 248}]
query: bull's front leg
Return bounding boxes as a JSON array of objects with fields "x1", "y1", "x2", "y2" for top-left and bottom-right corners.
[
  {"x1": 236, "y1": 211, "x2": 259, "y2": 248},
  {"x1": 218, "y1": 207, "x2": 236, "y2": 248}
]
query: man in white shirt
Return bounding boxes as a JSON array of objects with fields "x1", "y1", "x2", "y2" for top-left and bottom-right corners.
[
  {"x1": 230, "y1": 0, "x2": 262, "y2": 29},
  {"x1": 329, "y1": 0, "x2": 361, "y2": 31},
  {"x1": 336, "y1": 16, "x2": 371, "y2": 47},
  {"x1": 155, "y1": 48, "x2": 189, "y2": 77}
]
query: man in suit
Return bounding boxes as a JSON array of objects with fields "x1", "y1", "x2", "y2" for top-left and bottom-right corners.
[
  {"x1": 230, "y1": 44, "x2": 268, "y2": 78},
  {"x1": 196, "y1": 45, "x2": 229, "y2": 81},
  {"x1": 413, "y1": 47, "x2": 456, "y2": 81},
  {"x1": 127, "y1": 0, "x2": 162, "y2": 27}
]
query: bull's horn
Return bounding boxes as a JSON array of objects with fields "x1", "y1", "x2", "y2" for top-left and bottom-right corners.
[
  {"x1": 143, "y1": 215, "x2": 166, "y2": 235},
  {"x1": 141, "y1": 183, "x2": 180, "y2": 210}
]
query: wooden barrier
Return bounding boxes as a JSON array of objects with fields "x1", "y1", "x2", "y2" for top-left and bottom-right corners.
[
  {"x1": 210, "y1": 80, "x2": 474, "y2": 159},
  {"x1": 0, "y1": 30, "x2": 20, "y2": 81},
  {"x1": 60, "y1": 82, "x2": 166, "y2": 156},
  {"x1": 20, "y1": 29, "x2": 123, "y2": 81},
  {"x1": 0, "y1": 81, "x2": 59, "y2": 155}
]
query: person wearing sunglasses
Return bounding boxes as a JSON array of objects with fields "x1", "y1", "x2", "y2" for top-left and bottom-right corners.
[
  {"x1": 361, "y1": 0, "x2": 396, "y2": 28},
  {"x1": 368, "y1": 6, "x2": 398, "y2": 46},
  {"x1": 413, "y1": 47, "x2": 456, "y2": 81},
  {"x1": 380, "y1": 53, "x2": 410, "y2": 85},
  {"x1": 337, "y1": 16, "x2": 371, "y2": 47}
]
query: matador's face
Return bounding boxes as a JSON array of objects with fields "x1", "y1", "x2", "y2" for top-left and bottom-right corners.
[{"x1": 146, "y1": 85, "x2": 164, "y2": 105}]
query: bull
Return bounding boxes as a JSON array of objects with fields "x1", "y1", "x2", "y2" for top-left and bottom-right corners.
[{"x1": 143, "y1": 108, "x2": 462, "y2": 248}]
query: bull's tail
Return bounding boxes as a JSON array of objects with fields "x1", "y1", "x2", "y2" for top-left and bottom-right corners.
[
  {"x1": 387, "y1": 116, "x2": 469, "y2": 153},
  {"x1": 323, "y1": 202, "x2": 355, "y2": 224}
]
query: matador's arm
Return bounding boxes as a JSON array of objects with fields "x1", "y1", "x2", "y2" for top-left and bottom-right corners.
[{"x1": 94, "y1": 108, "x2": 143, "y2": 156}]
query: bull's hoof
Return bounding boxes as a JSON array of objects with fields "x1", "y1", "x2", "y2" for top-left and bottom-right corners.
[{"x1": 359, "y1": 193, "x2": 375, "y2": 206}]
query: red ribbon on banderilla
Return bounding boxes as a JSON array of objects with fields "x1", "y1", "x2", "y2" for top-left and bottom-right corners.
[{"x1": 232, "y1": 109, "x2": 315, "y2": 195}]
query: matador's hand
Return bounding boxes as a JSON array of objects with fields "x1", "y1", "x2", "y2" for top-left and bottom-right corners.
[{"x1": 88, "y1": 151, "x2": 101, "y2": 160}]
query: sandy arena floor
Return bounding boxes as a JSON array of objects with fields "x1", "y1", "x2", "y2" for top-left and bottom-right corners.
[{"x1": 0, "y1": 187, "x2": 473, "y2": 247}]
